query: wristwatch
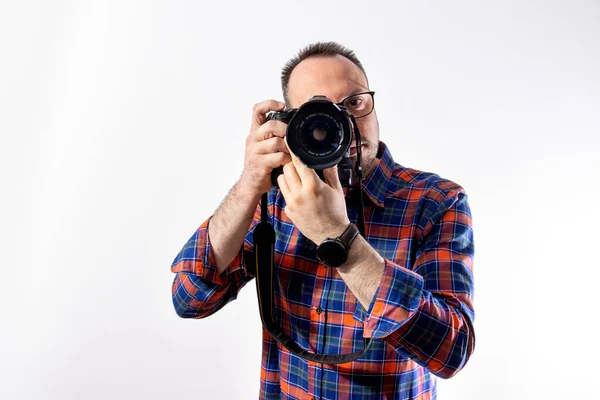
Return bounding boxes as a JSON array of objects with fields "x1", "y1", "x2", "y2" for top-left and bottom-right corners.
[{"x1": 316, "y1": 223, "x2": 360, "y2": 268}]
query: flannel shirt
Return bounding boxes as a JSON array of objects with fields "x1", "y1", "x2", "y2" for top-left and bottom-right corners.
[{"x1": 171, "y1": 140, "x2": 475, "y2": 400}]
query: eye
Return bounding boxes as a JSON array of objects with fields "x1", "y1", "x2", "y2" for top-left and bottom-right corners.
[{"x1": 346, "y1": 97, "x2": 363, "y2": 108}]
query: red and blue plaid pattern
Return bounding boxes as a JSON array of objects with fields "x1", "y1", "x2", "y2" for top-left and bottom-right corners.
[{"x1": 171, "y1": 141, "x2": 475, "y2": 399}]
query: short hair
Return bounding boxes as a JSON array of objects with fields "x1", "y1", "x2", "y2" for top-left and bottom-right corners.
[{"x1": 281, "y1": 41, "x2": 369, "y2": 106}]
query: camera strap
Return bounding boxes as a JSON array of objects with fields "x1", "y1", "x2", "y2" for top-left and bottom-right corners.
[
  {"x1": 253, "y1": 194, "x2": 372, "y2": 364},
  {"x1": 253, "y1": 123, "x2": 372, "y2": 364}
]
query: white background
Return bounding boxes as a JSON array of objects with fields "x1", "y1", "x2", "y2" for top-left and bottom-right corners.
[{"x1": 1, "y1": 1, "x2": 599, "y2": 399}]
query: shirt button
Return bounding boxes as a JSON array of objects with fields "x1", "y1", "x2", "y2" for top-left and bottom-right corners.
[{"x1": 316, "y1": 306, "x2": 322, "y2": 314}]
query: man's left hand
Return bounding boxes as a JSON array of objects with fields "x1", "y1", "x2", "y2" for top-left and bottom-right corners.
[{"x1": 276, "y1": 149, "x2": 351, "y2": 245}]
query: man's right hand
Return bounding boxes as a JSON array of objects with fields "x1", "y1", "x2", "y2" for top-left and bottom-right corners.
[{"x1": 239, "y1": 99, "x2": 292, "y2": 196}]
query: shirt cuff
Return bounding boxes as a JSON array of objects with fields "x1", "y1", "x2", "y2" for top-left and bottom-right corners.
[
  {"x1": 358, "y1": 259, "x2": 425, "y2": 339},
  {"x1": 170, "y1": 216, "x2": 248, "y2": 286},
  {"x1": 203, "y1": 224, "x2": 246, "y2": 286}
]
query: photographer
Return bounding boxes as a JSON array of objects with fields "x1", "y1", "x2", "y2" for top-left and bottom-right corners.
[{"x1": 170, "y1": 42, "x2": 475, "y2": 400}]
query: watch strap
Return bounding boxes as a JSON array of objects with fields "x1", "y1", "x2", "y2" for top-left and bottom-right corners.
[{"x1": 338, "y1": 222, "x2": 360, "y2": 248}]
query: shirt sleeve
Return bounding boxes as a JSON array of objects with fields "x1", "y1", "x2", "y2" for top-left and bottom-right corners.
[
  {"x1": 170, "y1": 201, "x2": 261, "y2": 319},
  {"x1": 360, "y1": 190, "x2": 475, "y2": 379}
]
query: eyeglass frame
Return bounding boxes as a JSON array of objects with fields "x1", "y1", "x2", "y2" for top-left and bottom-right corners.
[{"x1": 335, "y1": 90, "x2": 376, "y2": 119}]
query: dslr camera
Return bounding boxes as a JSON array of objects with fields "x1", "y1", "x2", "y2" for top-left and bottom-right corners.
[{"x1": 267, "y1": 95, "x2": 356, "y2": 188}]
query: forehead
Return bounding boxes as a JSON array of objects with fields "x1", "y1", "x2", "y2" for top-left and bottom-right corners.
[{"x1": 287, "y1": 54, "x2": 369, "y2": 107}]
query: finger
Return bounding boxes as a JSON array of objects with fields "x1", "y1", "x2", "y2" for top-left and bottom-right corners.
[
  {"x1": 251, "y1": 100, "x2": 286, "y2": 131},
  {"x1": 288, "y1": 145, "x2": 319, "y2": 189},
  {"x1": 252, "y1": 120, "x2": 288, "y2": 142},
  {"x1": 322, "y1": 165, "x2": 343, "y2": 192},
  {"x1": 262, "y1": 152, "x2": 292, "y2": 171},
  {"x1": 277, "y1": 174, "x2": 290, "y2": 201},
  {"x1": 282, "y1": 161, "x2": 302, "y2": 193},
  {"x1": 254, "y1": 137, "x2": 289, "y2": 155}
]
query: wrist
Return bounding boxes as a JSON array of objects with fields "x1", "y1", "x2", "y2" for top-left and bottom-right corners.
[
  {"x1": 338, "y1": 235, "x2": 365, "y2": 271},
  {"x1": 314, "y1": 221, "x2": 351, "y2": 246},
  {"x1": 338, "y1": 236, "x2": 383, "y2": 273},
  {"x1": 236, "y1": 177, "x2": 264, "y2": 201}
]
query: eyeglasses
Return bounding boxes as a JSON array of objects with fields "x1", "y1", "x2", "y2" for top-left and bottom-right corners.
[{"x1": 335, "y1": 91, "x2": 376, "y2": 118}]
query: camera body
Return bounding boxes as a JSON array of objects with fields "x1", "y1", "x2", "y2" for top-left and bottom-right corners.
[{"x1": 267, "y1": 95, "x2": 355, "y2": 188}]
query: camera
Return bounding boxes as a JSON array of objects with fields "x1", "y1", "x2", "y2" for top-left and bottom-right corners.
[{"x1": 267, "y1": 95, "x2": 355, "y2": 188}]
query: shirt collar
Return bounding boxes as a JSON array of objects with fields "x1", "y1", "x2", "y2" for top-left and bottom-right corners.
[{"x1": 346, "y1": 141, "x2": 394, "y2": 208}]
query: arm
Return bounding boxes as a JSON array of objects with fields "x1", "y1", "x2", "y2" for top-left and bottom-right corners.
[
  {"x1": 345, "y1": 191, "x2": 475, "y2": 379},
  {"x1": 170, "y1": 180, "x2": 263, "y2": 319},
  {"x1": 273, "y1": 147, "x2": 475, "y2": 377},
  {"x1": 336, "y1": 237, "x2": 385, "y2": 311},
  {"x1": 210, "y1": 180, "x2": 263, "y2": 274},
  {"x1": 170, "y1": 99, "x2": 291, "y2": 319}
]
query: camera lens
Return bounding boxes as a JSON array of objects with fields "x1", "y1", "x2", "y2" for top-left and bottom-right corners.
[
  {"x1": 286, "y1": 97, "x2": 352, "y2": 170},
  {"x1": 300, "y1": 117, "x2": 342, "y2": 157},
  {"x1": 311, "y1": 124, "x2": 327, "y2": 141}
]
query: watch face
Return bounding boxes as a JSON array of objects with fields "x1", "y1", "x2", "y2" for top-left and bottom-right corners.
[{"x1": 317, "y1": 239, "x2": 348, "y2": 267}]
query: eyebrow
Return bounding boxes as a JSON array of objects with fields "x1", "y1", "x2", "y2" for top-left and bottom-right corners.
[{"x1": 345, "y1": 77, "x2": 370, "y2": 95}]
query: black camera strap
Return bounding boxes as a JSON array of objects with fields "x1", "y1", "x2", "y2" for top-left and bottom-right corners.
[
  {"x1": 253, "y1": 207, "x2": 371, "y2": 364},
  {"x1": 253, "y1": 121, "x2": 372, "y2": 364}
]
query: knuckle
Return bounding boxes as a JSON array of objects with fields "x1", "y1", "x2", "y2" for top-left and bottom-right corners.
[
  {"x1": 270, "y1": 138, "x2": 283, "y2": 152},
  {"x1": 264, "y1": 140, "x2": 275, "y2": 153},
  {"x1": 293, "y1": 193, "x2": 304, "y2": 205},
  {"x1": 256, "y1": 120, "x2": 267, "y2": 131},
  {"x1": 264, "y1": 119, "x2": 277, "y2": 130},
  {"x1": 255, "y1": 120, "x2": 275, "y2": 138},
  {"x1": 277, "y1": 153, "x2": 289, "y2": 165}
]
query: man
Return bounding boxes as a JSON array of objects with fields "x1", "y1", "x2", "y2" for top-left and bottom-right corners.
[{"x1": 171, "y1": 42, "x2": 475, "y2": 400}]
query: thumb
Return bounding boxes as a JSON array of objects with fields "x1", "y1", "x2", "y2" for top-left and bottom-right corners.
[{"x1": 322, "y1": 165, "x2": 343, "y2": 192}]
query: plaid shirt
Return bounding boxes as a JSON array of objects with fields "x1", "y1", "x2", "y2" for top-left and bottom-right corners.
[{"x1": 171, "y1": 141, "x2": 475, "y2": 400}]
